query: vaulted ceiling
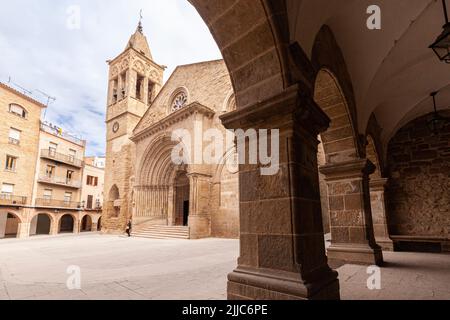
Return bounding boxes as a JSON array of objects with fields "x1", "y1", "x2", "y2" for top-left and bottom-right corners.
[{"x1": 287, "y1": 0, "x2": 450, "y2": 148}]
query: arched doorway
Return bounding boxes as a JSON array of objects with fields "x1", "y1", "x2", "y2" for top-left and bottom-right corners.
[
  {"x1": 59, "y1": 214, "x2": 74, "y2": 234},
  {"x1": 174, "y1": 172, "x2": 190, "y2": 227},
  {"x1": 97, "y1": 217, "x2": 102, "y2": 231},
  {"x1": 81, "y1": 215, "x2": 92, "y2": 232},
  {"x1": 30, "y1": 214, "x2": 52, "y2": 236},
  {"x1": 108, "y1": 185, "x2": 120, "y2": 217},
  {"x1": 0, "y1": 212, "x2": 20, "y2": 239}
]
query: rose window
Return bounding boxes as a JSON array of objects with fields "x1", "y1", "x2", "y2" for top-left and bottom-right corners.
[{"x1": 171, "y1": 92, "x2": 188, "y2": 112}]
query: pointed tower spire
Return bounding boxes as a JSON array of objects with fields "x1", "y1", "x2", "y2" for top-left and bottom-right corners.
[{"x1": 125, "y1": 10, "x2": 153, "y2": 60}]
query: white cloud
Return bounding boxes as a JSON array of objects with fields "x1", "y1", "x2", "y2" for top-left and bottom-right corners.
[{"x1": 0, "y1": 0, "x2": 222, "y2": 156}]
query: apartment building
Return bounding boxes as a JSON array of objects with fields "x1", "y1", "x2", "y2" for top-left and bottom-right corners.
[
  {"x1": 0, "y1": 83, "x2": 103, "y2": 239},
  {"x1": 0, "y1": 83, "x2": 46, "y2": 238}
]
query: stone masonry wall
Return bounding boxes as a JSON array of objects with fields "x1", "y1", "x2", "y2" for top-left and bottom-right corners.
[{"x1": 386, "y1": 112, "x2": 450, "y2": 238}]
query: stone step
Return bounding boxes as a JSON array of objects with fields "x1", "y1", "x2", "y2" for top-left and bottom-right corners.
[
  {"x1": 133, "y1": 231, "x2": 189, "y2": 237},
  {"x1": 131, "y1": 225, "x2": 190, "y2": 240},
  {"x1": 132, "y1": 233, "x2": 189, "y2": 240},
  {"x1": 134, "y1": 227, "x2": 189, "y2": 233},
  {"x1": 132, "y1": 234, "x2": 188, "y2": 240},
  {"x1": 134, "y1": 225, "x2": 189, "y2": 231}
]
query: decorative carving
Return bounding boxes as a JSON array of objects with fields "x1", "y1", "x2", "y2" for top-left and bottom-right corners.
[
  {"x1": 111, "y1": 66, "x2": 119, "y2": 78},
  {"x1": 133, "y1": 60, "x2": 146, "y2": 74}
]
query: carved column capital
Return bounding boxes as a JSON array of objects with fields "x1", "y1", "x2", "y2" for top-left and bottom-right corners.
[
  {"x1": 369, "y1": 177, "x2": 389, "y2": 191},
  {"x1": 319, "y1": 158, "x2": 376, "y2": 181}
]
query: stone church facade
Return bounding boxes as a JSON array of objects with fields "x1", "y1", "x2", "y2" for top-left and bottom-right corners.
[{"x1": 102, "y1": 24, "x2": 239, "y2": 239}]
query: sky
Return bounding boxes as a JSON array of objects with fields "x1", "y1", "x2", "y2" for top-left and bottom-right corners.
[{"x1": 0, "y1": 0, "x2": 222, "y2": 156}]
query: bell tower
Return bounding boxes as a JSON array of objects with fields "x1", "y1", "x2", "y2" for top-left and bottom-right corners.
[{"x1": 103, "y1": 20, "x2": 165, "y2": 233}]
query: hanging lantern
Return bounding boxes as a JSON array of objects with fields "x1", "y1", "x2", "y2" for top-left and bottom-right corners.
[
  {"x1": 427, "y1": 92, "x2": 449, "y2": 135},
  {"x1": 430, "y1": 0, "x2": 450, "y2": 63}
]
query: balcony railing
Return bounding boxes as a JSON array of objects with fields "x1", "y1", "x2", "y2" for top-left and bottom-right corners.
[
  {"x1": 38, "y1": 175, "x2": 82, "y2": 189},
  {"x1": 8, "y1": 137, "x2": 20, "y2": 145},
  {"x1": 0, "y1": 194, "x2": 27, "y2": 206},
  {"x1": 40, "y1": 122, "x2": 86, "y2": 146},
  {"x1": 35, "y1": 198, "x2": 82, "y2": 209},
  {"x1": 41, "y1": 149, "x2": 83, "y2": 168}
]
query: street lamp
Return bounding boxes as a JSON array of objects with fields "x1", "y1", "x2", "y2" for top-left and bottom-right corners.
[
  {"x1": 427, "y1": 92, "x2": 449, "y2": 135},
  {"x1": 430, "y1": 0, "x2": 450, "y2": 63}
]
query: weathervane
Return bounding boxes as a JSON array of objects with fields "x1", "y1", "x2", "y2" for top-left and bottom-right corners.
[{"x1": 138, "y1": 9, "x2": 143, "y2": 33}]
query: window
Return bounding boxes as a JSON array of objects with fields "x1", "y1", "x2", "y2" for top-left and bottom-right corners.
[
  {"x1": 87, "y1": 195, "x2": 94, "y2": 209},
  {"x1": 9, "y1": 104, "x2": 27, "y2": 118},
  {"x1": 49, "y1": 142, "x2": 58, "y2": 156},
  {"x1": 5, "y1": 155, "x2": 17, "y2": 171},
  {"x1": 66, "y1": 170, "x2": 74, "y2": 184},
  {"x1": 69, "y1": 149, "x2": 76, "y2": 163},
  {"x1": 171, "y1": 91, "x2": 188, "y2": 112},
  {"x1": 9, "y1": 128, "x2": 21, "y2": 145},
  {"x1": 64, "y1": 192, "x2": 72, "y2": 203},
  {"x1": 111, "y1": 78, "x2": 118, "y2": 104},
  {"x1": 1, "y1": 183, "x2": 14, "y2": 195},
  {"x1": 87, "y1": 175, "x2": 99, "y2": 187},
  {"x1": 120, "y1": 72, "x2": 127, "y2": 99},
  {"x1": 46, "y1": 165, "x2": 55, "y2": 178},
  {"x1": 136, "y1": 74, "x2": 145, "y2": 101},
  {"x1": 43, "y1": 189, "x2": 52, "y2": 200}
]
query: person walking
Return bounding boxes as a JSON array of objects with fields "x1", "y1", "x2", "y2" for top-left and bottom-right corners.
[{"x1": 126, "y1": 220, "x2": 132, "y2": 237}]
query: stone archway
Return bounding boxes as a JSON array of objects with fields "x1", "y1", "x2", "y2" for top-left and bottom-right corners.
[
  {"x1": 108, "y1": 185, "x2": 120, "y2": 218},
  {"x1": 134, "y1": 135, "x2": 180, "y2": 226},
  {"x1": 188, "y1": 0, "x2": 291, "y2": 109},
  {"x1": 59, "y1": 214, "x2": 75, "y2": 234},
  {"x1": 81, "y1": 215, "x2": 93, "y2": 232},
  {"x1": 314, "y1": 68, "x2": 359, "y2": 163},
  {"x1": 97, "y1": 217, "x2": 102, "y2": 231},
  {"x1": 189, "y1": 0, "x2": 341, "y2": 300},
  {"x1": 314, "y1": 67, "x2": 382, "y2": 266},
  {"x1": 30, "y1": 213, "x2": 53, "y2": 236},
  {"x1": 0, "y1": 212, "x2": 21, "y2": 239}
]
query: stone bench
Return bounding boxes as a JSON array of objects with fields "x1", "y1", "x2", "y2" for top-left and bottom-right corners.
[{"x1": 391, "y1": 235, "x2": 450, "y2": 253}]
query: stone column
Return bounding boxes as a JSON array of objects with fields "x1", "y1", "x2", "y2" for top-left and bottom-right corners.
[
  {"x1": 17, "y1": 223, "x2": 30, "y2": 239},
  {"x1": 370, "y1": 178, "x2": 394, "y2": 251},
  {"x1": 143, "y1": 78, "x2": 150, "y2": 105},
  {"x1": 320, "y1": 159, "x2": 383, "y2": 266},
  {"x1": 221, "y1": 86, "x2": 339, "y2": 300},
  {"x1": 129, "y1": 70, "x2": 138, "y2": 99},
  {"x1": 51, "y1": 217, "x2": 59, "y2": 235},
  {"x1": 0, "y1": 213, "x2": 7, "y2": 238},
  {"x1": 73, "y1": 217, "x2": 80, "y2": 234},
  {"x1": 167, "y1": 186, "x2": 175, "y2": 226},
  {"x1": 187, "y1": 173, "x2": 212, "y2": 239}
]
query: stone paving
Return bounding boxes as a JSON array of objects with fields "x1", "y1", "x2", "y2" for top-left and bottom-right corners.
[{"x1": 0, "y1": 234, "x2": 449, "y2": 300}]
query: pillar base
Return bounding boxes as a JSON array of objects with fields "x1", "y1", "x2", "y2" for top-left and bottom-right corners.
[
  {"x1": 327, "y1": 244, "x2": 383, "y2": 266},
  {"x1": 188, "y1": 215, "x2": 210, "y2": 239},
  {"x1": 227, "y1": 267, "x2": 340, "y2": 300},
  {"x1": 376, "y1": 238, "x2": 394, "y2": 252}
]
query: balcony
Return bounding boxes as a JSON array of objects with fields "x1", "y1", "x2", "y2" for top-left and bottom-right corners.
[
  {"x1": 0, "y1": 194, "x2": 27, "y2": 206},
  {"x1": 35, "y1": 198, "x2": 82, "y2": 209},
  {"x1": 40, "y1": 122, "x2": 86, "y2": 147},
  {"x1": 38, "y1": 175, "x2": 81, "y2": 189},
  {"x1": 41, "y1": 149, "x2": 83, "y2": 168}
]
